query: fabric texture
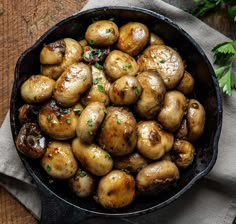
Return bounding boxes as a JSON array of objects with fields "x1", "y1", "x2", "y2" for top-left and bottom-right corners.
[{"x1": 0, "y1": 0, "x2": 235, "y2": 223}]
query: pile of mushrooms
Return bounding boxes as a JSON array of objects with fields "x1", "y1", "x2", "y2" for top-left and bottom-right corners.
[{"x1": 16, "y1": 19, "x2": 206, "y2": 209}]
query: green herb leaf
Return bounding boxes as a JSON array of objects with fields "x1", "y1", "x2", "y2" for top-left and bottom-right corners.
[
  {"x1": 87, "y1": 119, "x2": 93, "y2": 127},
  {"x1": 97, "y1": 49, "x2": 102, "y2": 58},
  {"x1": 79, "y1": 171, "x2": 87, "y2": 177},
  {"x1": 97, "y1": 84, "x2": 105, "y2": 92},
  {"x1": 109, "y1": 18, "x2": 115, "y2": 22},
  {"x1": 106, "y1": 28, "x2": 111, "y2": 33},
  {"x1": 105, "y1": 153, "x2": 111, "y2": 159},
  {"x1": 47, "y1": 115, "x2": 51, "y2": 121},
  {"x1": 228, "y1": 5, "x2": 236, "y2": 21},
  {"x1": 104, "y1": 108, "x2": 107, "y2": 114},
  {"x1": 159, "y1": 59, "x2": 166, "y2": 63},
  {"x1": 212, "y1": 40, "x2": 236, "y2": 96},
  {"x1": 66, "y1": 118, "x2": 71, "y2": 124},
  {"x1": 122, "y1": 63, "x2": 132, "y2": 71},
  {"x1": 212, "y1": 41, "x2": 236, "y2": 55},
  {"x1": 134, "y1": 88, "x2": 140, "y2": 96},
  {"x1": 193, "y1": 0, "x2": 222, "y2": 17},
  {"x1": 93, "y1": 77, "x2": 102, "y2": 85},
  {"x1": 101, "y1": 144, "x2": 106, "y2": 150},
  {"x1": 89, "y1": 40, "x2": 94, "y2": 45},
  {"x1": 62, "y1": 108, "x2": 70, "y2": 114},
  {"x1": 117, "y1": 119, "x2": 121, "y2": 124},
  {"x1": 88, "y1": 130, "x2": 94, "y2": 136},
  {"x1": 73, "y1": 108, "x2": 81, "y2": 114},
  {"x1": 46, "y1": 165, "x2": 52, "y2": 172},
  {"x1": 95, "y1": 62, "x2": 103, "y2": 70},
  {"x1": 84, "y1": 53, "x2": 91, "y2": 60}
]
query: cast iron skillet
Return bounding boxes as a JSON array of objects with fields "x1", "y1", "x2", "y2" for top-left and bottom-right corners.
[{"x1": 10, "y1": 6, "x2": 222, "y2": 223}]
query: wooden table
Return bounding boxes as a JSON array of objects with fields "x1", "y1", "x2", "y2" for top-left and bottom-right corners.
[{"x1": 0, "y1": 0, "x2": 235, "y2": 223}]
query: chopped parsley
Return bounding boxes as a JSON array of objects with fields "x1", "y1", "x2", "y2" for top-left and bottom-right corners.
[
  {"x1": 87, "y1": 119, "x2": 93, "y2": 127},
  {"x1": 106, "y1": 28, "x2": 111, "y2": 33},
  {"x1": 84, "y1": 53, "x2": 91, "y2": 60},
  {"x1": 62, "y1": 108, "x2": 69, "y2": 114},
  {"x1": 93, "y1": 77, "x2": 102, "y2": 85},
  {"x1": 95, "y1": 62, "x2": 103, "y2": 70},
  {"x1": 47, "y1": 115, "x2": 56, "y2": 124},
  {"x1": 79, "y1": 171, "x2": 87, "y2": 177},
  {"x1": 101, "y1": 144, "x2": 106, "y2": 150},
  {"x1": 103, "y1": 108, "x2": 107, "y2": 114},
  {"x1": 109, "y1": 18, "x2": 115, "y2": 22},
  {"x1": 122, "y1": 63, "x2": 132, "y2": 71},
  {"x1": 89, "y1": 40, "x2": 94, "y2": 45},
  {"x1": 97, "y1": 84, "x2": 105, "y2": 92},
  {"x1": 88, "y1": 130, "x2": 94, "y2": 136},
  {"x1": 73, "y1": 108, "x2": 81, "y2": 114},
  {"x1": 97, "y1": 49, "x2": 102, "y2": 58},
  {"x1": 66, "y1": 118, "x2": 71, "y2": 124},
  {"x1": 160, "y1": 59, "x2": 166, "y2": 63},
  {"x1": 134, "y1": 88, "x2": 140, "y2": 96},
  {"x1": 46, "y1": 165, "x2": 51, "y2": 172},
  {"x1": 117, "y1": 119, "x2": 121, "y2": 124},
  {"x1": 105, "y1": 153, "x2": 111, "y2": 159}
]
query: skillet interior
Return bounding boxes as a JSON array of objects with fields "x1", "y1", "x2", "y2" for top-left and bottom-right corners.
[{"x1": 10, "y1": 7, "x2": 222, "y2": 216}]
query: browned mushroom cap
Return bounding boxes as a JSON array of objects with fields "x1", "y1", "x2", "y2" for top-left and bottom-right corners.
[
  {"x1": 97, "y1": 170, "x2": 135, "y2": 209},
  {"x1": 38, "y1": 100, "x2": 77, "y2": 140},
  {"x1": 176, "y1": 71, "x2": 194, "y2": 95},
  {"x1": 187, "y1": 99, "x2": 206, "y2": 142},
  {"x1": 116, "y1": 22, "x2": 149, "y2": 56},
  {"x1": 137, "y1": 45, "x2": 184, "y2": 90},
  {"x1": 136, "y1": 160, "x2": 179, "y2": 194},
  {"x1": 18, "y1": 104, "x2": 40, "y2": 124},
  {"x1": 68, "y1": 168, "x2": 96, "y2": 198},
  {"x1": 97, "y1": 106, "x2": 137, "y2": 156},
  {"x1": 172, "y1": 139, "x2": 195, "y2": 169},
  {"x1": 40, "y1": 39, "x2": 66, "y2": 65},
  {"x1": 16, "y1": 123, "x2": 47, "y2": 159}
]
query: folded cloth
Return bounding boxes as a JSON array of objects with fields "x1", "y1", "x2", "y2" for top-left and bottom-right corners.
[{"x1": 0, "y1": 0, "x2": 236, "y2": 223}]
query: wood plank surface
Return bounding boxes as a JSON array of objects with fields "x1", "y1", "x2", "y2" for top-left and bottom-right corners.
[{"x1": 0, "y1": 0, "x2": 235, "y2": 223}]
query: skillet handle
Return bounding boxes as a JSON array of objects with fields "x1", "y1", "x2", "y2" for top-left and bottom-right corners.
[{"x1": 38, "y1": 186, "x2": 95, "y2": 224}]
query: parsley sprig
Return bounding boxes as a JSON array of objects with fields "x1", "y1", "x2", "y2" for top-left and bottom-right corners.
[
  {"x1": 193, "y1": 0, "x2": 236, "y2": 21},
  {"x1": 212, "y1": 40, "x2": 236, "y2": 96}
]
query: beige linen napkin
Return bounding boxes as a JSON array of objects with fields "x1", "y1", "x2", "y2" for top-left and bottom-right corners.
[{"x1": 0, "y1": 0, "x2": 236, "y2": 223}]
